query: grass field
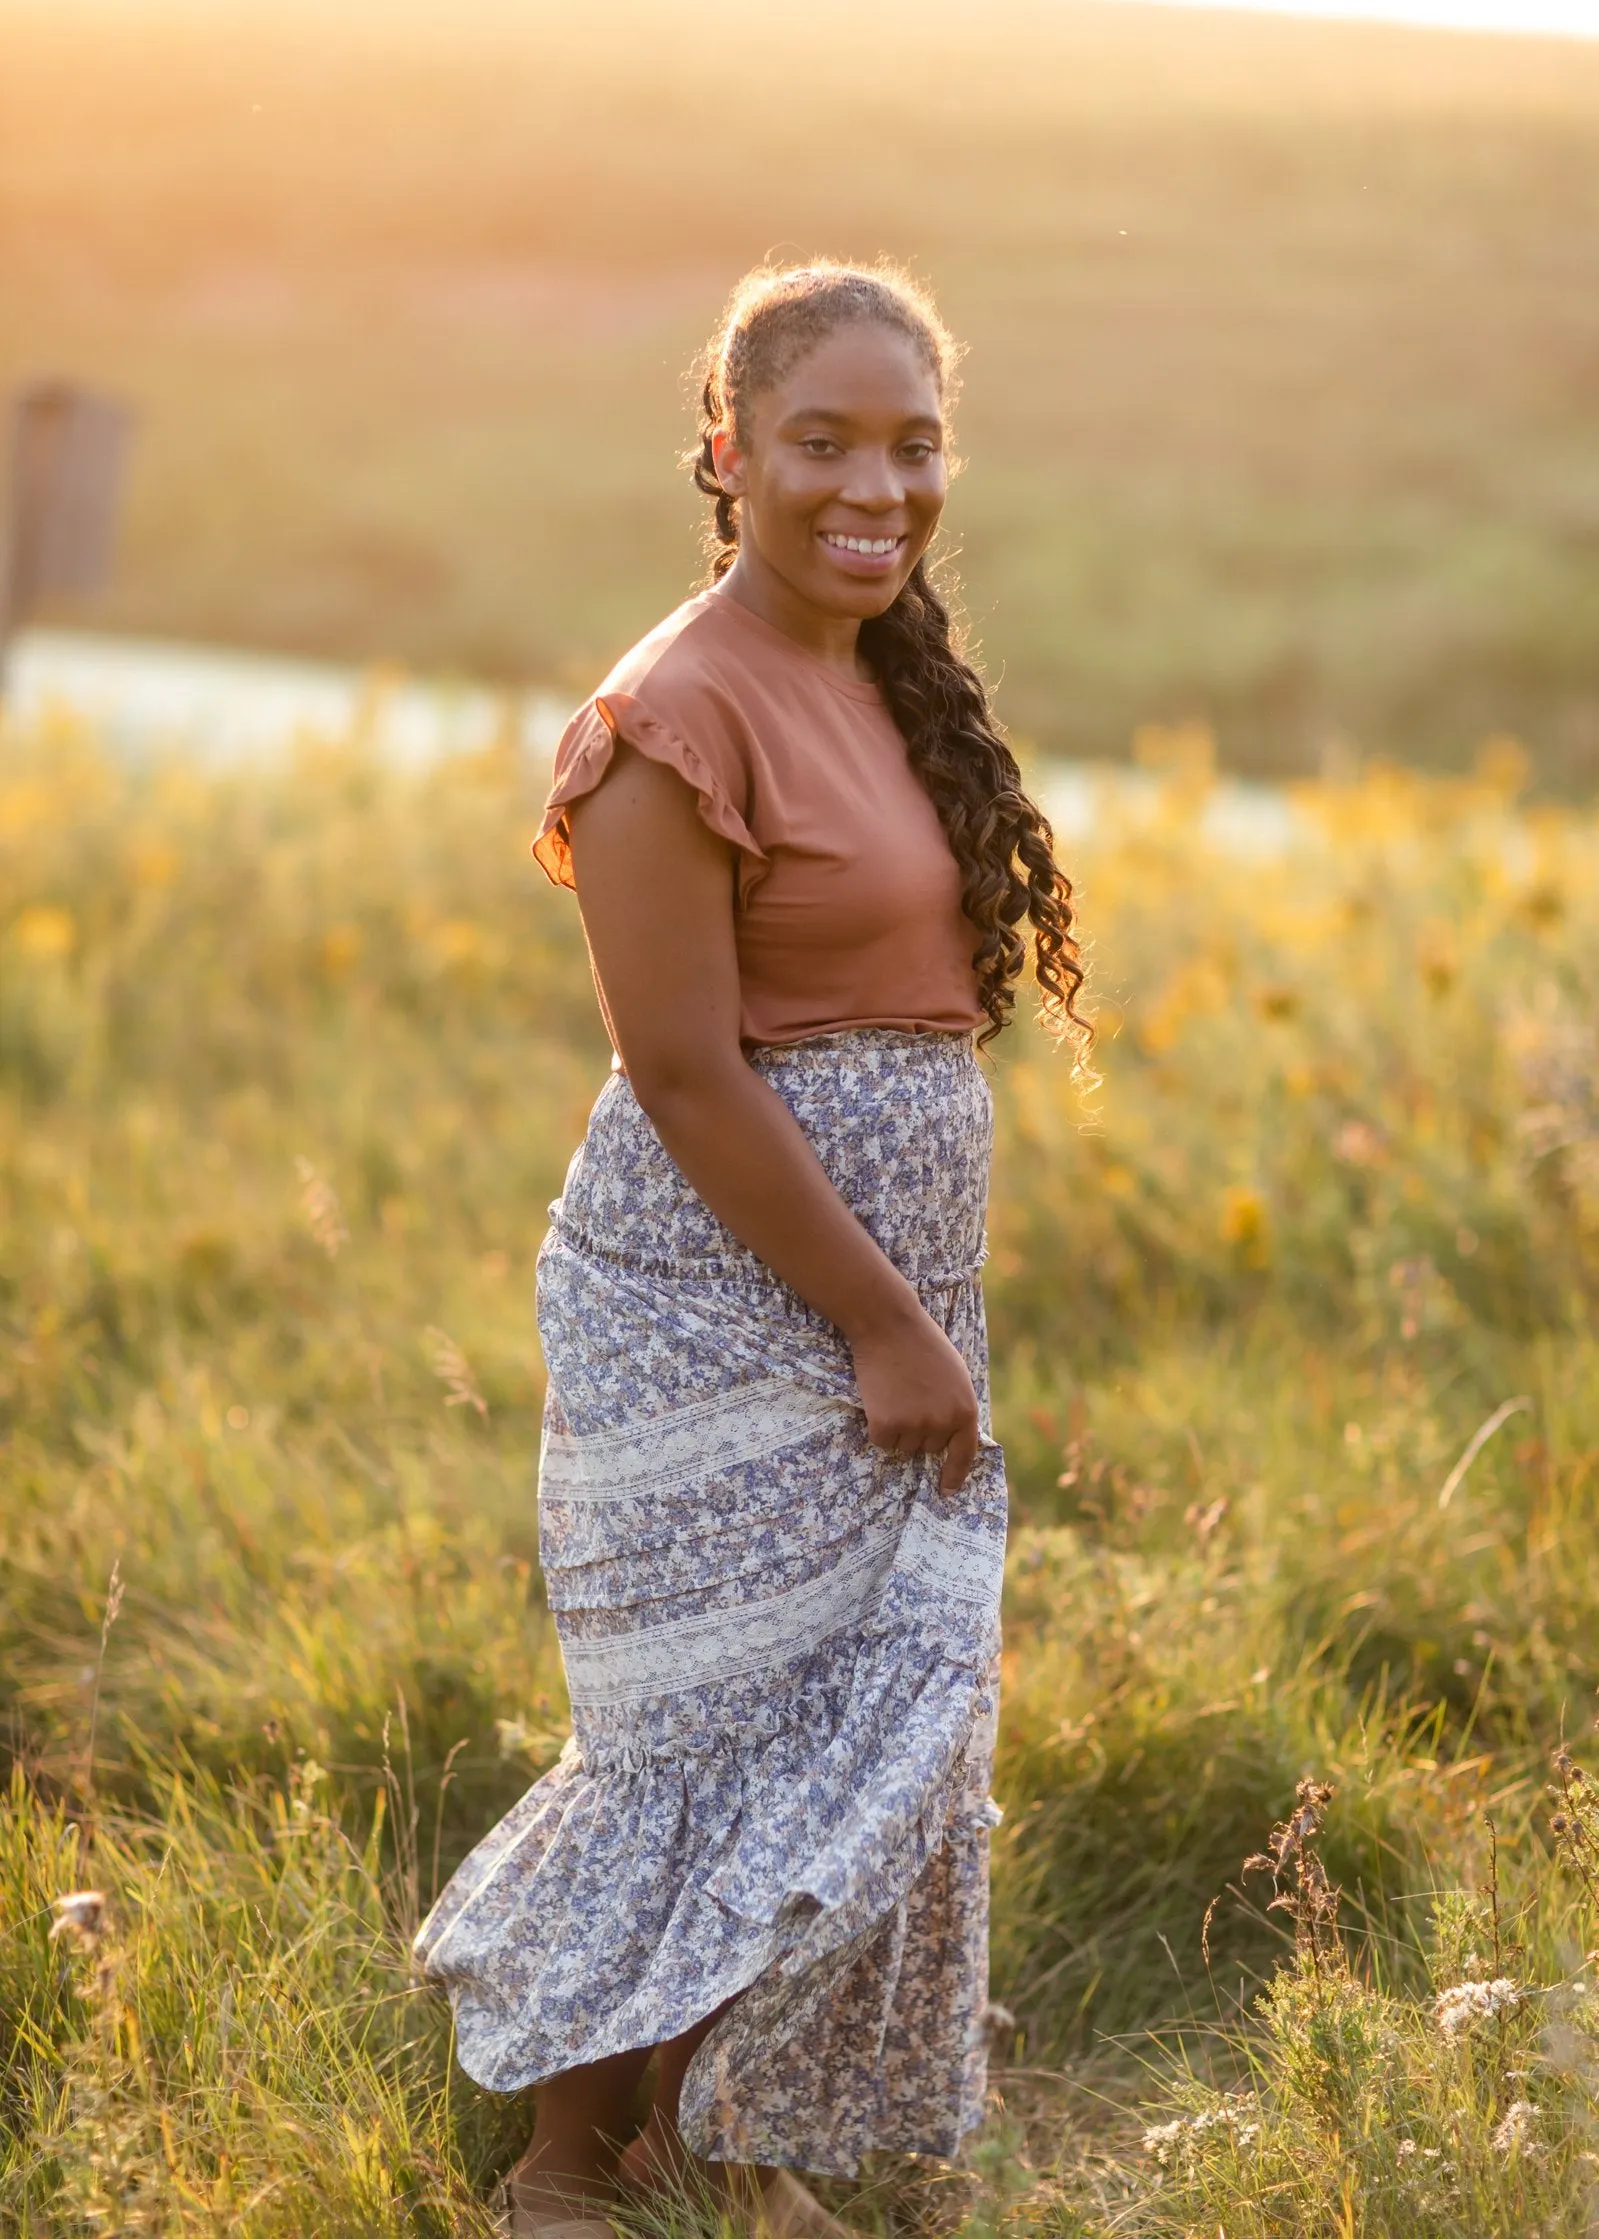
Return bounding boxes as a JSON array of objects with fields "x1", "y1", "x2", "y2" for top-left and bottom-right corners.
[
  {"x1": 4, "y1": 694, "x2": 1599, "y2": 2231},
  {"x1": 5, "y1": 0, "x2": 1599, "y2": 782}
]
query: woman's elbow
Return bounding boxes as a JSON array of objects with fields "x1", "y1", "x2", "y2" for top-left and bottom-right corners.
[{"x1": 624, "y1": 1041, "x2": 744, "y2": 1126}]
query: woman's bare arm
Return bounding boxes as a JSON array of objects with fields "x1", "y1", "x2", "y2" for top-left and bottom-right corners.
[{"x1": 566, "y1": 744, "x2": 979, "y2": 1491}]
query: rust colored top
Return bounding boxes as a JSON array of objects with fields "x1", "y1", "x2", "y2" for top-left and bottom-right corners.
[{"x1": 532, "y1": 589, "x2": 985, "y2": 1049}]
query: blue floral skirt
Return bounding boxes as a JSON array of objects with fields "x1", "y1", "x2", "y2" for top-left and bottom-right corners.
[{"x1": 413, "y1": 1029, "x2": 1007, "y2": 2178}]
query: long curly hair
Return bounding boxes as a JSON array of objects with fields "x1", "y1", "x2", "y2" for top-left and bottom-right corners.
[{"x1": 689, "y1": 260, "x2": 1089, "y2": 1056}]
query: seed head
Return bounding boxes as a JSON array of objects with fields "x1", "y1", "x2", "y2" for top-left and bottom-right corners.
[
  {"x1": 49, "y1": 1889, "x2": 107, "y2": 1946},
  {"x1": 1435, "y1": 1978, "x2": 1521, "y2": 2039},
  {"x1": 1491, "y1": 2100, "x2": 1539, "y2": 2157},
  {"x1": 294, "y1": 1157, "x2": 348, "y2": 1259},
  {"x1": 424, "y1": 1326, "x2": 488, "y2": 1418}
]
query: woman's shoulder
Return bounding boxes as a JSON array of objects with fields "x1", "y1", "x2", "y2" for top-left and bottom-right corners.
[
  {"x1": 534, "y1": 594, "x2": 769, "y2": 893},
  {"x1": 591, "y1": 590, "x2": 757, "y2": 728}
]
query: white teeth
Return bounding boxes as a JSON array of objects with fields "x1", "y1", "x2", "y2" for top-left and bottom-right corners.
[{"x1": 822, "y1": 533, "x2": 900, "y2": 555}]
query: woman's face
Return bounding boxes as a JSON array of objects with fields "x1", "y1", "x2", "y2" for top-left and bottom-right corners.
[{"x1": 711, "y1": 322, "x2": 948, "y2": 622}]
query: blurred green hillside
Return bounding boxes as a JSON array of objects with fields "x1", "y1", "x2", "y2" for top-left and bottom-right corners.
[{"x1": 4, "y1": 0, "x2": 1599, "y2": 782}]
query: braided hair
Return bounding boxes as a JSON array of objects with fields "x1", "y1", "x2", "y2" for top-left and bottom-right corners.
[{"x1": 689, "y1": 261, "x2": 1090, "y2": 1056}]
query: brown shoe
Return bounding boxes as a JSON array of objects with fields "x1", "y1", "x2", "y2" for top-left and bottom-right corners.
[
  {"x1": 498, "y1": 2177, "x2": 619, "y2": 2239},
  {"x1": 616, "y1": 2153, "x2": 853, "y2": 2239},
  {"x1": 745, "y1": 2169, "x2": 857, "y2": 2239},
  {"x1": 507, "y1": 2220, "x2": 618, "y2": 2239}
]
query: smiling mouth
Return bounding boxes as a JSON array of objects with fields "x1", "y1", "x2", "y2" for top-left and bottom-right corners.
[{"x1": 819, "y1": 531, "x2": 905, "y2": 557}]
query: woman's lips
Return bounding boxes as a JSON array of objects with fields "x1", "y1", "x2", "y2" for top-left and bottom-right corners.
[{"x1": 817, "y1": 530, "x2": 907, "y2": 577}]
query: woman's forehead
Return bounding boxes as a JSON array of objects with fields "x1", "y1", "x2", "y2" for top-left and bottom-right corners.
[{"x1": 759, "y1": 324, "x2": 944, "y2": 422}]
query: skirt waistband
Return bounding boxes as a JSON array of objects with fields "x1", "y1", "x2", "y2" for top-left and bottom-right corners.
[{"x1": 551, "y1": 1026, "x2": 994, "y2": 1293}]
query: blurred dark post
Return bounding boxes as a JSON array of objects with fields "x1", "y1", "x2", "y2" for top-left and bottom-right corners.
[{"x1": 0, "y1": 380, "x2": 132, "y2": 691}]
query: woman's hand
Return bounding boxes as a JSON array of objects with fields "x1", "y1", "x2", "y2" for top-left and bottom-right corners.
[{"x1": 846, "y1": 1297, "x2": 981, "y2": 1494}]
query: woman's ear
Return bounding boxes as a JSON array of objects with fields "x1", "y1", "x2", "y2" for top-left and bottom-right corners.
[{"x1": 709, "y1": 426, "x2": 748, "y2": 498}]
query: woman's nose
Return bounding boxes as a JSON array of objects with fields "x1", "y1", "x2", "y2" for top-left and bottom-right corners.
[{"x1": 838, "y1": 449, "x2": 904, "y2": 507}]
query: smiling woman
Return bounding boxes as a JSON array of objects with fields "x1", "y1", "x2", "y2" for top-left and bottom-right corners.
[
  {"x1": 411, "y1": 263, "x2": 1090, "y2": 2239},
  {"x1": 686, "y1": 266, "x2": 1085, "y2": 1049}
]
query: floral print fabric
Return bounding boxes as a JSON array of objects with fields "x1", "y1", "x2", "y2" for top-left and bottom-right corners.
[{"x1": 413, "y1": 1029, "x2": 1007, "y2": 2178}]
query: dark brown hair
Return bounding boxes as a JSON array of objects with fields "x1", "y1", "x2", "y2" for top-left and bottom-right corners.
[{"x1": 690, "y1": 260, "x2": 1089, "y2": 1055}]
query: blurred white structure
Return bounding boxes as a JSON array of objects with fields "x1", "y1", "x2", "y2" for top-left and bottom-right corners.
[{"x1": 7, "y1": 628, "x2": 572, "y2": 770}]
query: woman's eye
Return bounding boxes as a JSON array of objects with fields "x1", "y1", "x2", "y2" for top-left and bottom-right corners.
[
  {"x1": 800, "y1": 437, "x2": 838, "y2": 456},
  {"x1": 900, "y1": 442, "x2": 937, "y2": 463}
]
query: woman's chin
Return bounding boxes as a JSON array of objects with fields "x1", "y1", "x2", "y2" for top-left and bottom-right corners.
[{"x1": 802, "y1": 566, "x2": 916, "y2": 622}]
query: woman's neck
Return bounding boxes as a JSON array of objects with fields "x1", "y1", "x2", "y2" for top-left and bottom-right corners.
[{"x1": 714, "y1": 550, "x2": 868, "y2": 682}]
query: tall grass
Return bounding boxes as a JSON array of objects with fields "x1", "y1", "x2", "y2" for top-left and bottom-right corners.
[{"x1": 3, "y1": 702, "x2": 1598, "y2": 2230}]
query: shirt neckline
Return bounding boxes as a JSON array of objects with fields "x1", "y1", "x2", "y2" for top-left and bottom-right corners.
[{"x1": 695, "y1": 588, "x2": 887, "y2": 706}]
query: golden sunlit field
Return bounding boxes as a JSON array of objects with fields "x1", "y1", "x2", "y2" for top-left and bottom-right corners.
[
  {"x1": 7, "y1": 0, "x2": 1599, "y2": 2227},
  {"x1": 6, "y1": 0, "x2": 1599, "y2": 779},
  {"x1": 5, "y1": 697, "x2": 1599, "y2": 2232}
]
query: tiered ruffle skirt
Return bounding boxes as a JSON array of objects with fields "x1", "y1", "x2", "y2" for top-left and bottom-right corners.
[{"x1": 414, "y1": 1029, "x2": 1007, "y2": 2177}]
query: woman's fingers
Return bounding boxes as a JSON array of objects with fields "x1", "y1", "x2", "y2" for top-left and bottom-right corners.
[
  {"x1": 939, "y1": 1415, "x2": 982, "y2": 1493},
  {"x1": 851, "y1": 1309, "x2": 982, "y2": 1488},
  {"x1": 869, "y1": 1417, "x2": 941, "y2": 1455},
  {"x1": 868, "y1": 1409, "x2": 983, "y2": 1493}
]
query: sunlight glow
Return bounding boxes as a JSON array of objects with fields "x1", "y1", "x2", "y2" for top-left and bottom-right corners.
[{"x1": 1102, "y1": 0, "x2": 1599, "y2": 33}]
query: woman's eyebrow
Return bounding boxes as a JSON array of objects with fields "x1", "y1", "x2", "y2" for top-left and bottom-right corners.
[{"x1": 777, "y1": 406, "x2": 944, "y2": 433}]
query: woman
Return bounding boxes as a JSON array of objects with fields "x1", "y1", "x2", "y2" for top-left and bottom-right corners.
[{"x1": 414, "y1": 262, "x2": 1088, "y2": 2238}]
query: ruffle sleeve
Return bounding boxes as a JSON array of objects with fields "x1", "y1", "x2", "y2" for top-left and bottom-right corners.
[{"x1": 531, "y1": 690, "x2": 769, "y2": 900}]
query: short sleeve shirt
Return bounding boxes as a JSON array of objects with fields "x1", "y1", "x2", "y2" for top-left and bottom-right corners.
[{"x1": 533, "y1": 589, "x2": 985, "y2": 1049}]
